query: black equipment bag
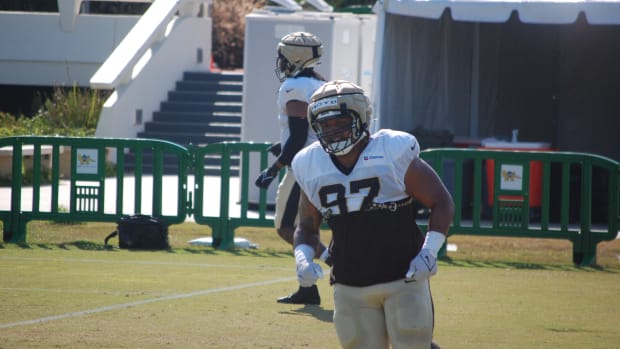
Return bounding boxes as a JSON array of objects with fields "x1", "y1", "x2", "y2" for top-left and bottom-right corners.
[{"x1": 104, "y1": 214, "x2": 169, "y2": 249}]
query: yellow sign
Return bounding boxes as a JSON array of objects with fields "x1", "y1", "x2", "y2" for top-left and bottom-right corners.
[
  {"x1": 500, "y1": 164, "x2": 523, "y2": 191},
  {"x1": 76, "y1": 149, "x2": 98, "y2": 174}
]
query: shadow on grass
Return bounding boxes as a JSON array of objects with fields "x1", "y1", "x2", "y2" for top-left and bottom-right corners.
[
  {"x1": 61, "y1": 240, "x2": 115, "y2": 250},
  {"x1": 440, "y1": 256, "x2": 619, "y2": 273},
  {"x1": 2, "y1": 241, "x2": 293, "y2": 259},
  {"x1": 2, "y1": 242, "x2": 617, "y2": 273},
  {"x1": 280, "y1": 304, "x2": 334, "y2": 323}
]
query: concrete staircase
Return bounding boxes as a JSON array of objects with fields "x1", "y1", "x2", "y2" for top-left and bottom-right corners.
[{"x1": 127, "y1": 71, "x2": 243, "y2": 175}]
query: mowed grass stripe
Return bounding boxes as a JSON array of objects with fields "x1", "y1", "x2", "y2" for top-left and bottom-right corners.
[
  {"x1": 0, "y1": 249, "x2": 302, "y2": 327},
  {"x1": 0, "y1": 255, "x2": 292, "y2": 271},
  {"x1": 0, "y1": 276, "x2": 295, "y2": 330}
]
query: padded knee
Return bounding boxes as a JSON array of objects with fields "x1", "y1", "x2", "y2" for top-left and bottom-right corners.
[
  {"x1": 334, "y1": 290, "x2": 388, "y2": 349},
  {"x1": 385, "y1": 282, "x2": 433, "y2": 348}
]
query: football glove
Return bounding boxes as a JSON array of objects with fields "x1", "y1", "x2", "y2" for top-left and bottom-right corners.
[
  {"x1": 295, "y1": 244, "x2": 324, "y2": 287},
  {"x1": 254, "y1": 164, "x2": 279, "y2": 189},
  {"x1": 405, "y1": 231, "x2": 445, "y2": 282},
  {"x1": 405, "y1": 249, "x2": 437, "y2": 282}
]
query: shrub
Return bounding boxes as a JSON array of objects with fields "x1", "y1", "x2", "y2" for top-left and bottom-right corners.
[
  {"x1": 38, "y1": 85, "x2": 104, "y2": 134},
  {"x1": 0, "y1": 86, "x2": 108, "y2": 138}
]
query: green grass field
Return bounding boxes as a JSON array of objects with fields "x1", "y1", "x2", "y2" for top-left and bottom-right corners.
[{"x1": 1, "y1": 221, "x2": 619, "y2": 348}]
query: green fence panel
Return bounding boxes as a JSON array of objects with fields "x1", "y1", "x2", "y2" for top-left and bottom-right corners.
[
  {"x1": 3, "y1": 137, "x2": 618, "y2": 267},
  {"x1": 0, "y1": 136, "x2": 190, "y2": 243},
  {"x1": 420, "y1": 148, "x2": 620, "y2": 266},
  {"x1": 190, "y1": 141, "x2": 274, "y2": 250}
]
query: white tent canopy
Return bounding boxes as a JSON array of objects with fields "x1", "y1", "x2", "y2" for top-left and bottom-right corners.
[
  {"x1": 371, "y1": 0, "x2": 620, "y2": 162},
  {"x1": 383, "y1": 0, "x2": 620, "y2": 25}
]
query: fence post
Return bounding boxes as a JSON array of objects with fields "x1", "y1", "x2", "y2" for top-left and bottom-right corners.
[
  {"x1": 574, "y1": 161, "x2": 594, "y2": 266},
  {"x1": 7, "y1": 140, "x2": 25, "y2": 242}
]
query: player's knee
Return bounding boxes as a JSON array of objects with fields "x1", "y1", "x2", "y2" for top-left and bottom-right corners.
[
  {"x1": 394, "y1": 303, "x2": 432, "y2": 334},
  {"x1": 395, "y1": 294, "x2": 432, "y2": 331},
  {"x1": 388, "y1": 303, "x2": 433, "y2": 349},
  {"x1": 386, "y1": 286, "x2": 433, "y2": 344},
  {"x1": 333, "y1": 307, "x2": 362, "y2": 349}
]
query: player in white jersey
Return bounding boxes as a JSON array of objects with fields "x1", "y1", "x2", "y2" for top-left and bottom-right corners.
[
  {"x1": 254, "y1": 32, "x2": 330, "y2": 305},
  {"x1": 291, "y1": 80, "x2": 454, "y2": 349}
]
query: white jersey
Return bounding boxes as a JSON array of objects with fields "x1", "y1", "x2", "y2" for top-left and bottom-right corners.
[
  {"x1": 292, "y1": 129, "x2": 424, "y2": 287},
  {"x1": 292, "y1": 129, "x2": 420, "y2": 216},
  {"x1": 277, "y1": 76, "x2": 323, "y2": 147}
]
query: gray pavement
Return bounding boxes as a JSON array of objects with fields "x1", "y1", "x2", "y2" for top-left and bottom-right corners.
[{"x1": 0, "y1": 175, "x2": 273, "y2": 223}]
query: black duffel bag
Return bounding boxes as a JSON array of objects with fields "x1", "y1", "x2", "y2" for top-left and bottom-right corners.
[{"x1": 105, "y1": 214, "x2": 169, "y2": 249}]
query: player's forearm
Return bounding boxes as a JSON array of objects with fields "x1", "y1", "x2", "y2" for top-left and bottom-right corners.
[
  {"x1": 293, "y1": 211, "x2": 322, "y2": 251},
  {"x1": 293, "y1": 227, "x2": 321, "y2": 251},
  {"x1": 427, "y1": 196, "x2": 455, "y2": 235},
  {"x1": 278, "y1": 117, "x2": 309, "y2": 165}
]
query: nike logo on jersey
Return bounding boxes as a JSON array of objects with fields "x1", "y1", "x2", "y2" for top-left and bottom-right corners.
[
  {"x1": 410, "y1": 142, "x2": 417, "y2": 151},
  {"x1": 285, "y1": 88, "x2": 295, "y2": 93}
]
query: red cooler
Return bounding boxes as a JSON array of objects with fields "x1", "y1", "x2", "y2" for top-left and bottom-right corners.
[{"x1": 481, "y1": 140, "x2": 552, "y2": 207}]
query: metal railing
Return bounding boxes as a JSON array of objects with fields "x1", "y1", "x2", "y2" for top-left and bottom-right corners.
[
  {"x1": 90, "y1": 0, "x2": 210, "y2": 90},
  {"x1": 2, "y1": 137, "x2": 618, "y2": 266},
  {"x1": 190, "y1": 141, "x2": 274, "y2": 250},
  {"x1": 420, "y1": 148, "x2": 619, "y2": 266},
  {"x1": 0, "y1": 136, "x2": 189, "y2": 242}
]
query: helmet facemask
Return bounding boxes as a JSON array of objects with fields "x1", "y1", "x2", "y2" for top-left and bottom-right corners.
[
  {"x1": 312, "y1": 110, "x2": 365, "y2": 156},
  {"x1": 275, "y1": 54, "x2": 293, "y2": 82},
  {"x1": 308, "y1": 80, "x2": 372, "y2": 157}
]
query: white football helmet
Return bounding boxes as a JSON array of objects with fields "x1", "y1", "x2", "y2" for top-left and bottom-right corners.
[
  {"x1": 275, "y1": 32, "x2": 323, "y2": 82},
  {"x1": 308, "y1": 80, "x2": 372, "y2": 156}
]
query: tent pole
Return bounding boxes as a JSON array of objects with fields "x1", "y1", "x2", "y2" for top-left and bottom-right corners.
[{"x1": 370, "y1": 1, "x2": 386, "y2": 133}]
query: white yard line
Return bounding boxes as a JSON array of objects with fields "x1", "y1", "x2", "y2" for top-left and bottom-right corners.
[{"x1": 0, "y1": 276, "x2": 295, "y2": 330}]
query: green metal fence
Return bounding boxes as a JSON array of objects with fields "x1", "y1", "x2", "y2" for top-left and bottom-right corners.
[
  {"x1": 420, "y1": 148, "x2": 619, "y2": 266},
  {"x1": 190, "y1": 141, "x2": 274, "y2": 250},
  {"x1": 2, "y1": 137, "x2": 618, "y2": 266},
  {"x1": 0, "y1": 136, "x2": 190, "y2": 243}
]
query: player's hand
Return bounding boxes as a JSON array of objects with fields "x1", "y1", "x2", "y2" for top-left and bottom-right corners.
[
  {"x1": 405, "y1": 249, "x2": 437, "y2": 282},
  {"x1": 294, "y1": 244, "x2": 323, "y2": 287},
  {"x1": 254, "y1": 165, "x2": 279, "y2": 189},
  {"x1": 296, "y1": 261, "x2": 323, "y2": 287}
]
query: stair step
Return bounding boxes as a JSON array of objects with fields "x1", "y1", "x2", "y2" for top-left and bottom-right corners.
[
  {"x1": 123, "y1": 151, "x2": 240, "y2": 176},
  {"x1": 129, "y1": 71, "x2": 244, "y2": 176},
  {"x1": 175, "y1": 80, "x2": 243, "y2": 93},
  {"x1": 152, "y1": 111, "x2": 241, "y2": 123},
  {"x1": 144, "y1": 122, "x2": 241, "y2": 134},
  {"x1": 168, "y1": 90, "x2": 242, "y2": 103},
  {"x1": 183, "y1": 71, "x2": 243, "y2": 82},
  {"x1": 160, "y1": 101, "x2": 242, "y2": 113},
  {"x1": 123, "y1": 164, "x2": 240, "y2": 176},
  {"x1": 123, "y1": 151, "x2": 240, "y2": 166},
  {"x1": 136, "y1": 132, "x2": 241, "y2": 146}
]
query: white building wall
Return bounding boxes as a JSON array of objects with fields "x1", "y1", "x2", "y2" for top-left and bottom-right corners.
[{"x1": 0, "y1": 11, "x2": 138, "y2": 87}]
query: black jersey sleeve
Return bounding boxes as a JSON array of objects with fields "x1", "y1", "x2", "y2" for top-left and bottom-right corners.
[{"x1": 278, "y1": 117, "x2": 309, "y2": 166}]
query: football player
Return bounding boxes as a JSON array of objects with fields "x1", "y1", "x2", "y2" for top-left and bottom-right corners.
[
  {"x1": 254, "y1": 32, "x2": 330, "y2": 305},
  {"x1": 291, "y1": 80, "x2": 454, "y2": 348}
]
